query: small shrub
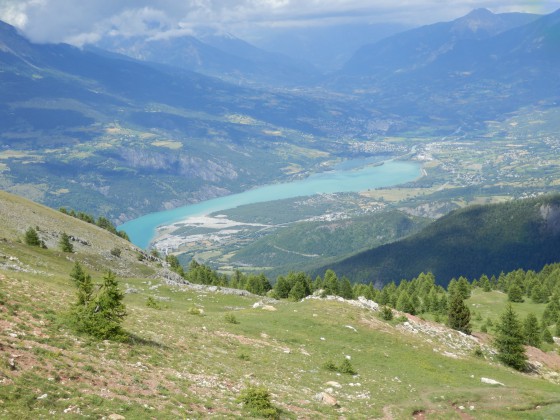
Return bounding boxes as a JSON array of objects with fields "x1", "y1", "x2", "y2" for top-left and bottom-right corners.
[
  {"x1": 338, "y1": 358, "x2": 357, "y2": 375},
  {"x1": 59, "y1": 232, "x2": 73, "y2": 253},
  {"x1": 379, "y1": 306, "x2": 394, "y2": 321},
  {"x1": 473, "y1": 347, "x2": 484, "y2": 358},
  {"x1": 480, "y1": 324, "x2": 488, "y2": 333},
  {"x1": 237, "y1": 385, "x2": 278, "y2": 418},
  {"x1": 188, "y1": 307, "x2": 202, "y2": 315},
  {"x1": 110, "y1": 247, "x2": 122, "y2": 257},
  {"x1": 396, "y1": 315, "x2": 408, "y2": 323},
  {"x1": 323, "y1": 358, "x2": 357, "y2": 375},
  {"x1": 224, "y1": 313, "x2": 239, "y2": 324},
  {"x1": 238, "y1": 352, "x2": 250, "y2": 361},
  {"x1": 24, "y1": 227, "x2": 41, "y2": 246},
  {"x1": 146, "y1": 297, "x2": 161, "y2": 310},
  {"x1": 323, "y1": 360, "x2": 338, "y2": 372}
]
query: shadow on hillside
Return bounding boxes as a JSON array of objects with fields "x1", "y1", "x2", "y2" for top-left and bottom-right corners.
[{"x1": 126, "y1": 333, "x2": 169, "y2": 349}]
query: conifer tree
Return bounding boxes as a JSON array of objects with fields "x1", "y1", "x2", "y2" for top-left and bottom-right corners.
[
  {"x1": 24, "y1": 227, "x2": 41, "y2": 247},
  {"x1": 447, "y1": 292, "x2": 471, "y2": 334},
  {"x1": 523, "y1": 312, "x2": 541, "y2": 348},
  {"x1": 274, "y1": 276, "x2": 292, "y2": 299},
  {"x1": 288, "y1": 281, "x2": 307, "y2": 301},
  {"x1": 59, "y1": 232, "x2": 73, "y2": 253},
  {"x1": 457, "y1": 276, "x2": 471, "y2": 299},
  {"x1": 508, "y1": 284, "x2": 524, "y2": 303},
  {"x1": 480, "y1": 274, "x2": 491, "y2": 292},
  {"x1": 323, "y1": 269, "x2": 339, "y2": 296},
  {"x1": 340, "y1": 277, "x2": 354, "y2": 299},
  {"x1": 531, "y1": 283, "x2": 548, "y2": 304},
  {"x1": 396, "y1": 291, "x2": 415, "y2": 314},
  {"x1": 542, "y1": 325, "x2": 554, "y2": 344},
  {"x1": 70, "y1": 262, "x2": 93, "y2": 306},
  {"x1": 70, "y1": 268, "x2": 127, "y2": 341},
  {"x1": 495, "y1": 304, "x2": 527, "y2": 371}
]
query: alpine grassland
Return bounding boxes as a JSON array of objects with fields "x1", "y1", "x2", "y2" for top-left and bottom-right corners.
[{"x1": 2, "y1": 193, "x2": 560, "y2": 418}]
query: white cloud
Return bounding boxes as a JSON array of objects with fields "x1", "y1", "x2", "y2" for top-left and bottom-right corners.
[{"x1": 0, "y1": 0, "x2": 558, "y2": 46}]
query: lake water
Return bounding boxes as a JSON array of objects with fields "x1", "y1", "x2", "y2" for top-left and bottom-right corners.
[{"x1": 119, "y1": 159, "x2": 421, "y2": 249}]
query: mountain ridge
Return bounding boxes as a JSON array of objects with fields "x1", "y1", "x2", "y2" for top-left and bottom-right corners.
[{"x1": 319, "y1": 194, "x2": 560, "y2": 286}]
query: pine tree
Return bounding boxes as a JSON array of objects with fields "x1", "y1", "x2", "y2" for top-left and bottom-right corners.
[
  {"x1": 542, "y1": 295, "x2": 560, "y2": 326},
  {"x1": 396, "y1": 291, "x2": 415, "y2": 314},
  {"x1": 70, "y1": 262, "x2": 93, "y2": 306},
  {"x1": 523, "y1": 313, "x2": 541, "y2": 348},
  {"x1": 24, "y1": 227, "x2": 41, "y2": 246},
  {"x1": 274, "y1": 276, "x2": 292, "y2": 299},
  {"x1": 457, "y1": 276, "x2": 471, "y2": 299},
  {"x1": 323, "y1": 269, "x2": 339, "y2": 296},
  {"x1": 340, "y1": 277, "x2": 354, "y2": 299},
  {"x1": 89, "y1": 271, "x2": 127, "y2": 340},
  {"x1": 447, "y1": 293, "x2": 471, "y2": 334},
  {"x1": 288, "y1": 281, "x2": 307, "y2": 301},
  {"x1": 494, "y1": 304, "x2": 527, "y2": 371},
  {"x1": 542, "y1": 325, "x2": 554, "y2": 344},
  {"x1": 480, "y1": 274, "x2": 492, "y2": 292},
  {"x1": 508, "y1": 284, "x2": 524, "y2": 303},
  {"x1": 69, "y1": 268, "x2": 127, "y2": 341},
  {"x1": 531, "y1": 283, "x2": 549, "y2": 304},
  {"x1": 59, "y1": 232, "x2": 73, "y2": 253}
]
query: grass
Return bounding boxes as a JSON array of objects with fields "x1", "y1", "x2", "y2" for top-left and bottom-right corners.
[
  {"x1": 2, "y1": 267, "x2": 560, "y2": 418},
  {"x1": 1, "y1": 197, "x2": 560, "y2": 417},
  {"x1": 468, "y1": 289, "x2": 547, "y2": 330}
]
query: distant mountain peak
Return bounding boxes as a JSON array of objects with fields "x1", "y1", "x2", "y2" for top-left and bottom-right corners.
[{"x1": 465, "y1": 8, "x2": 495, "y2": 18}]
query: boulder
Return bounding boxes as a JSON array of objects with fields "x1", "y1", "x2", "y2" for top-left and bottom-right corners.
[
  {"x1": 314, "y1": 392, "x2": 339, "y2": 407},
  {"x1": 481, "y1": 377, "x2": 505, "y2": 386}
]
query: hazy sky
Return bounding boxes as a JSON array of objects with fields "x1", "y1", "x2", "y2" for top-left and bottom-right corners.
[{"x1": 1, "y1": 0, "x2": 558, "y2": 45}]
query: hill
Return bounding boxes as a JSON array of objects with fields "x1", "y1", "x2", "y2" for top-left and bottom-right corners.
[
  {"x1": 0, "y1": 190, "x2": 168, "y2": 280},
  {"x1": 321, "y1": 194, "x2": 560, "y2": 286},
  {"x1": 2, "y1": 190, "x2": 560, "y2": 418}
]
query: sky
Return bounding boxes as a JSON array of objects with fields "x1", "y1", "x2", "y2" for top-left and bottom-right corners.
[{"x1": 0, "y1": 0, "x2": 559, "y2": 46}]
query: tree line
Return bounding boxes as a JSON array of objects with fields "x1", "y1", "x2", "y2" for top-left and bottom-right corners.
[{"x1": 59, "y1": 207, "x2": 130, "y2": 241}]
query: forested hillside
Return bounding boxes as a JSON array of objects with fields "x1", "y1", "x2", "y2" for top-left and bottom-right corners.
[{"x1": 321, "y1": 194, "x2": 560, "y2": 286}]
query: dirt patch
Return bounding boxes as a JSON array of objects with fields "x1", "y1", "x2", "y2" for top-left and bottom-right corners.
[{"x1": 527, "y1": 346, "x2": 560, "y2": 370}]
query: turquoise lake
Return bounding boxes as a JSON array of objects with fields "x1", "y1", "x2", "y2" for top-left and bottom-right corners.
[{"x1": 119, "y1": 159, "x2": 421, "y2": 249}]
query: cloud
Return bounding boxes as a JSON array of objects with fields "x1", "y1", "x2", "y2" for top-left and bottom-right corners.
[{"x1": 0, "y1": 0, "x2": 558, "y2": 46}]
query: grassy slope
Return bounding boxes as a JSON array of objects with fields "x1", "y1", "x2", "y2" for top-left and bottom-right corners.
[{"x1": 2, "y1": 191, "x2": 560, "y2": 418}]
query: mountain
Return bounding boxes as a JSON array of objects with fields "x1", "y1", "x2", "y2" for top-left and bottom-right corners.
[
  {"x1": 0, "y1": 20, "x2": 369, "y2": 222},
  {"x1": 320, "y1": 194, "x2": 560, "y2": 286},
  {"x1": 2, "y1": 189, "x2": 560, "y2": 418},
  {"x1": 94, "y1": 31, "x2": 320, "y2": 86},
  {"x1": 334, "y1": 9, "x2": 559, "y2": 125},
  {"x1": 341, "y1": 9, "x2": 540, "y2": 77},
  {"x1": 250, "y1": 22, "x2": 410, "y2": 71}
]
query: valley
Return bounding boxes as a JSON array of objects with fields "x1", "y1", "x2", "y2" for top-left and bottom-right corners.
[
  {"x1": 125, "y1": 105, "x2": 560, "y2": 278},
  {"x1": 2, "y1": 4, "x2": 560, "y2": 418}
]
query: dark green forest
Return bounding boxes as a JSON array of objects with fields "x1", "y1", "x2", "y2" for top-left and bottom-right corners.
[{"x1": 319, "y1": 194, "x2": 560, "y2": 285}]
